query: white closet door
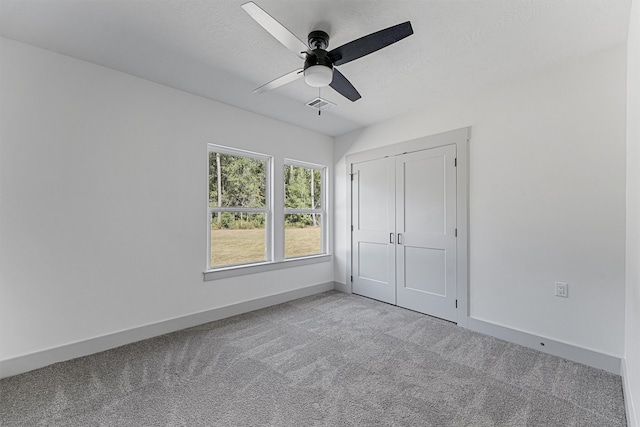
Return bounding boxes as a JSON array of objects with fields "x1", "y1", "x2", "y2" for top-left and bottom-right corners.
[
  {"x1": 351, "y1": 157, "x2": 396, "y2": 304},
  {"x1": 396, "y1": 145, "x2": 457, "y2": 321}
]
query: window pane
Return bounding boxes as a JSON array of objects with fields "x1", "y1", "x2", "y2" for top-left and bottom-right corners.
[
  {"x1": 211, "y1": 212, "x2": 267, "y2": 267},
  {"x1": 285, "y1": 214, "x2": 322, "y2": 258},
  {"x1": 284, "y1": 165, "x2": 322, "y2": 209},
  {"x1": 210, "y1": 152, "x2": 266, "y2": 208}
]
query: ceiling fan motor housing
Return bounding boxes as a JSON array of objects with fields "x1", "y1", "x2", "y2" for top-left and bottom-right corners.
[
  {"x1": 304, "y1": 31, "x2": 334, "y2": 87},
  {"x1": 304, "y1": 49, "x2": 333, "y2": 71}
]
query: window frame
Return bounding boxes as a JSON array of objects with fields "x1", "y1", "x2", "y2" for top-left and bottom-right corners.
[
  {"x1": 283, "y1": 159, "x2": 328, "y2": 259},
  {"x1": 204, "y1": 146, "x2": 331, "y2": 281},
  {"x1": 207, "y1": 144, "x2": 273, "y2": 270}
]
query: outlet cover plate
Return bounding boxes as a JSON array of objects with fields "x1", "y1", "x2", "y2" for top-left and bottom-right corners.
[{"x1": 555, "y1": 282, "x2": 568, "y2": 298}]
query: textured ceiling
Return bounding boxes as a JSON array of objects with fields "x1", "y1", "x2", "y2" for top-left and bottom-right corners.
[{"x1": 0, "y1": 0, "x2": 632, "y2": 137}]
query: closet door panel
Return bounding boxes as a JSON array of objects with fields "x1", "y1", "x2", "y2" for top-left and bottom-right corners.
[
  {"x1": 351, "y1": 157, "x2": 396, "y2": 304},
  {"x1": 396, "y1": 144, "x2": 457, "y2": 321}
]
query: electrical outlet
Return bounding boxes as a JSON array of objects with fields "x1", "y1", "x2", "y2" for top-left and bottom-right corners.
[{"x1": 555, "y1": 282, "x2": 568, "y2": 298}]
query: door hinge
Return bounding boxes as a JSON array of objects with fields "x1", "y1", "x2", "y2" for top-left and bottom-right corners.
[
  {"x1": 454, "y1": 158, "x2": 457, "y2": 167},
  {"x1": 351, "y1": 225, "x2": 354, "y2": 231},
  {"x1": 350, "y1": 275, "x2": 353, "y2": 282},
  {"x1": 350, "y1": 173, "x2": 355, "y2": 181},
  {"x1": 455, "y1": 228, "x2": 458, "y2": 237},
  {"x1": 455, "y1": 299, "x2": 458, "y2": 308}
]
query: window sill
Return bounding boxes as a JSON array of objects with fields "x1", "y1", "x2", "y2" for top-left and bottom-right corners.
[{"x1": 203, "y1": 254, "x2": 331, "y2": 281}]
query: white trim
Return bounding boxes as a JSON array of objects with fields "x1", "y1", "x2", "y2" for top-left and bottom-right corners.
[
  {"x1": 334, "y1": 281, "x2": 351, "y2": 294},
  {"x1": 210, "y1": 207, "x2": 268, "y2": 213},
  {"x1": 623, "y1": 358, "x2": 638, "y2": 427},
  {"x1": 0, "y1": 282, "x2": 336, "y2": 379},
  {"x1": 456, "y1": 132, "x2": 470, "y2": 328},
  {"x1": 208, "y1": 143, "x2": 271, "y2": 162},
  {"x1": 467, "y1": 317, "x2": 621, "y2": 374},
  {"x1": 266, "y1": 154, "x2": 274, "y2": 261},
  {"x1": 284, "y1": 158, "x2": 327, "y2": 170},
  {"x1": 204, "y1": 254, "x2": 331, "y2": 281},
  {"x1": 345, "y1": 127, "x2": 470, "y2": 165},
  {"x1": 284, "y1": 208, "x2": 323, "y2": 214},
  {"x1": 344, "y1": 159, "x2": 353, "y2": 293}
]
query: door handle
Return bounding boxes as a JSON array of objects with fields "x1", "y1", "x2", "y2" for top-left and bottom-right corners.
[
  {"x1": 390, "y1": 233, "x2": 394, "y2": 244},
  {"x1": 397, "y1": 233, "x2": 403, "y2": 244}
]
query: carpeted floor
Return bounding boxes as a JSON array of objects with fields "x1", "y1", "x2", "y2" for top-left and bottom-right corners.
[{"x1": 0, "y1": 291, "x2": 627, "y2": 426}]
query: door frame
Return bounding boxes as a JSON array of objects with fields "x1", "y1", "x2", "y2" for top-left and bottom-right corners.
[{"x1": 345, "y1": 127, "x2": 470, "y2": 327}]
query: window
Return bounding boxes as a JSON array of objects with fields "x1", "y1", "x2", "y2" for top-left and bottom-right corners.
[
  {"x1": 284, "y1": 161, "x2": 326, "y2": 258},
  {"x1": 206, "y1": 145, "x2": 329, "y2": 278},
  {"x1": 208, "y1": 145, "x2": 271, "y2": 269}
]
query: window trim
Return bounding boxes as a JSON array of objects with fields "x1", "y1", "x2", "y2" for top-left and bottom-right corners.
[
  {"x1": 283, "y1": 159, "x2": 328, "y2": 258},
  {"x1": 207, "y1": 144, "x2": 273, "y2": 270},
  {"x1": 204, "y1": 254, "x2": 331, "y2": 281}
]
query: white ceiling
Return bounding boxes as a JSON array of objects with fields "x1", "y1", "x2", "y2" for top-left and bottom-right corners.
[{"x1": 0, "y1": 0, "x2": 631, "y2": 137}]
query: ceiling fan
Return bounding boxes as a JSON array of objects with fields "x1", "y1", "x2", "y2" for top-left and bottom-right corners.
[{"x1": 241, "y1": 1, "x2": 413, "y2": 102}]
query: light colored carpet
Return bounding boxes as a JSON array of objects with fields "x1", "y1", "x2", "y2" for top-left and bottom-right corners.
[{"x1": 0, "y1": 291, "x2": 627, "y2": 426}]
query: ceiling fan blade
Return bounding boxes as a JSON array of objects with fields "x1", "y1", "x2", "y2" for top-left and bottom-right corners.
[
  {"x1": 241, "y1": 2, "x2": 308, "y2": 59},
  {"x1": 328, "y1": 21, "x2": 413, "y2": 66},
  {"x1": 253, "y1": 69, "x2": 304, "y2": 94},
  {"x1": 329, "y1": 69, "x2": 361, "y2": 102}
]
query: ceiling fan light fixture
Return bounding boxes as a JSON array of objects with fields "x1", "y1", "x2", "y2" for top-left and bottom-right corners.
[{"x1": 304, "y1": 65, "x2": 333, "y2": 87}]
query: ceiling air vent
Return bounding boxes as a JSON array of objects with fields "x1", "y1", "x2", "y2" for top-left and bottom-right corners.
[{"x1": 306, "y1": 97, "x2": 336, "y2": 111}]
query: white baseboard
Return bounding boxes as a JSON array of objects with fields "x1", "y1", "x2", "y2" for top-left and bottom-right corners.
[
  {"x1": 333, "y1": 281, "x2": 351, "y2": 294},
  {"x1": 623, "y1": 358, "x2": 638, "y2": 427},
  {"x1": 466, "y1": 317, "x2": 621, "y2": 375},
  {"x1": 0, "y1": 281, "x2": 336, "y2": 379}
]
